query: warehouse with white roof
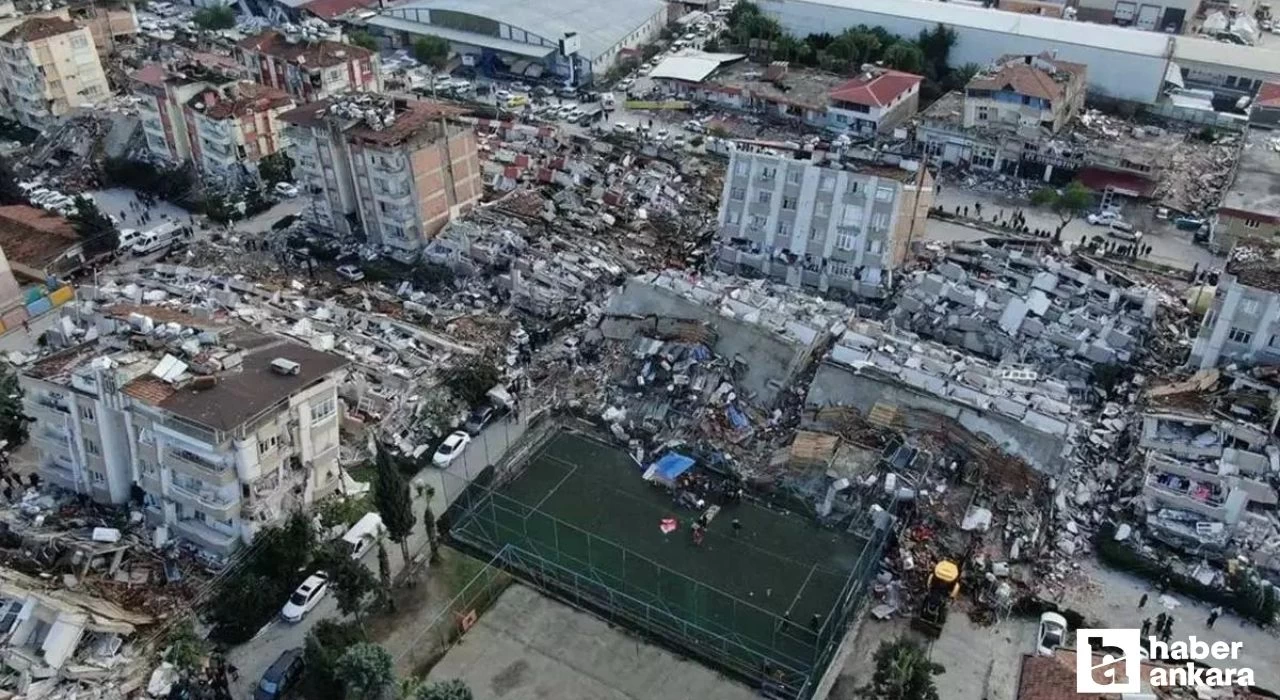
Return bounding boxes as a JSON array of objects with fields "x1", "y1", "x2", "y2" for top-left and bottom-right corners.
[{"x1": 369, "y1": 0, "x2": 667, "y2": 85}]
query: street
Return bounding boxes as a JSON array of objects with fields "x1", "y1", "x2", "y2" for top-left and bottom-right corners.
[{"x1": 225, "y1": 411, "x2": 528, "y2": 698}]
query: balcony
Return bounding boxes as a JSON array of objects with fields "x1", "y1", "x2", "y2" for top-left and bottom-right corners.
[
  {"x1": 27, "y1": 396, "x2": 70, "y2": 418},
  {"x1": 42, "y1": 458, "x2": 77, "y2": 490},
  {"x1": 172, "y1": 518, "x2": 239, "y2": 554},
  {"x1": 33, "y1": 427, "x2": 70, "y2": 454},
  {"x1": 372, "y1": 184, "x2": 412, "y2": 204},
  {"x1": 166, "y1": 447, "x2": 237, "y2": 485},
  {"x1": 378, "y1": 204, "x2": 417, "y2": 224},
  {"x1": 370, "y1": 154, "x2": 406, "y2": 174},
  {"x1": 168, "y1": 481, "x2": 239, "y2": 518}
]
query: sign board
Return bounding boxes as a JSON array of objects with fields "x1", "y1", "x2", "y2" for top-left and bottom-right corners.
[{"x1": 624, "y1": 100, "x2": 692, "y2": 110}]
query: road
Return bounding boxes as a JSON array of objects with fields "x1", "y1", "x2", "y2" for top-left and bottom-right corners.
[
  {"x1": 933, "y1": 186, "x2": 1223, "y2": 273},
  {"x1": 225, "y1": 411, "x2": 528, "y2": 697}
]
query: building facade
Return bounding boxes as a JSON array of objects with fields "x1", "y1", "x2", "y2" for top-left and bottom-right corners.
[
  {"x1": 826, "y1": 66, "x2": 921, "y2": 135},
  {"x1": 1188, "y1": 239, "x2": 1280, "y2": 369},
  {"x1": 716, "y1": 147, "x2": 933, "y2": 297},
  {"x1": 282, "y1": 96, "x2": 483, "y2": 261},
  {"x1": 1213, "y1": 128, "x2": 1280, "y2": 251},
  {"x1": 235, "y1": 30, "x2": 380, "y2": 103},
  {"x1": 1073, "y1": 0, "x2": 1199, "y2": 32},
  {"x1": 184, "y1": 82, "x2": 295, "y2": 180},
  {"x1": 21, "y1": 309, "x2": 349, "y2": 561},
  {"x1": 131, "y1": 63, "x2": 237, "y2": 164},
  {"x1": 0, "y1": 17, "x2": 110, "y2": 129}
]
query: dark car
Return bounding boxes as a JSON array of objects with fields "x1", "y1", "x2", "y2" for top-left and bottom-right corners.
[
  {"x1": 254, "y1": 648, "x2": 304, "y2": 700},
  {"x1": 463, "y1": 404, "x2": 498, "y2": 435}
]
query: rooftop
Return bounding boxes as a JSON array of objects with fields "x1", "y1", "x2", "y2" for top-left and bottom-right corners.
[
  {"x1": 26, "y1": 305, "x2": 349, "y2": 433},
  {"x1": 0, "y1": 205, "x2": 80, "y2": 270},
  {"x1": 280, "y1": 94, "x2": 468, "y2": 146},
  {"x1": 648, "y1": 50, "x2": 747, "y2": 83},
  {"x1": 236, "y1": 30, "x2": 372, "y2": 70},
  {"x1": 709, "y1": 63, "x2": 849, "y2": 111},
  {"x1": 0, "y1": 16, "x2": 82, "y2": 43},
  {"x1": 1226, "y1": 237, "x2": 1280, "y2": 293},
  {"x1": 187, "y1": 81, "x2": 294, "y2": 120},
  {"x1": 1256, "y1": 80, "x2": 1280, "y2": 109},
  {"x1": 301, "y1": 0, "x2": 373, "y2": 19},
  {"x1": 828, "y1": 67, "x2": 922, "y2": 107},
  {"x1": 375, "y1": 0, "x2": 666, "y2": 61},
  {"x1": 1219, "y1": 128, "x2": 1280, "y2": 220},
  {"x1": 968, "y1": 53, "x2": 1086, "y2": 101}
]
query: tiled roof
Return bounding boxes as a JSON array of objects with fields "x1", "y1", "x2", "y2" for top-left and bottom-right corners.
[
  {"x1": 828, "y1": 69, "x2": 922, "y2": 108},
  {"x1": 236, "y1": 30, "x2": 371, "y2": 70},
  {"x1": 0, "y1": 205, "x2": 80, "y2": 269},
  {"x1": 969, "y1": 54, "x2": 1086, "y2": 102},
  {"x1": 122, "y1": 376, "x2": 176, "y2": 405},
  {"x1": 1257, "y1": 80, "x2": 1280, "y2": 108},
  {"x1": 1018, "y1": 653, "x2": 1116, "y2": 700},
  {"x1": 131, "y1": 63, "x2": 168, "y2": 89},
  {"x1": 1, "y1": 16, "x2": 82, "y2": 43},
  {"x1": 189, "y1": 82, "x2": 294, "y2": 120},
  {"x1": 301, "y1": 0, "x2": 374, "y2": 20}
]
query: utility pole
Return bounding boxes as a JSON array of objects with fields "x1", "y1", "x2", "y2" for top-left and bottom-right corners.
[{"x1": 901, "y1": 152, "x2": 930, "y2": 274}]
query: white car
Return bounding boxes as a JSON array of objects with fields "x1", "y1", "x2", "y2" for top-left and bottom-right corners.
[
  {"x1": 335, "y1": 264, "x2": 365, "y2": 282},
  {"x1": 274, "y1": 182, "x2": 299, "y2": 198},
  {"x1": 1036, "y1": 612, "x2": 1067, "y2": 656},
  {"x1": 1086, "y1": 211, "x2": 1123, "y2": 227},
  {"x1": 613, "y1": 122, "x2": 634, "y2": 134},
  {"x1": 281, "y1": 573, "x2": 328, "y2": 622},
  {"x1": 433, "y1": 431, "x2": 471, "y2": 466}
]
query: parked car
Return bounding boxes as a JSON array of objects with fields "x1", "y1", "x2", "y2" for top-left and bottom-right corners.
[
  {"x1": 509, "y1": 81, "x2": 531, "y2": 93},
  {"x1": 1106, "y1": 224, "x2": 1143, "y2": 242},
  {"x1": 335, "y1": 264, "x2": 365, "y2": 282},
  {"x1": 433, "y1": 431, "x2": 472, "y2": 466},
  {"x1": 613, "y1": 121, "x2": 635, "y2": 134},
  {"x1": 273, "y1": 182, "x2": 299, "y2": 198},
  {"x1": 254, "y1": 649, "x2": 304, "y2": 700},
  {"x1": 1036, "y1": 612, "x2": 1068, "y2": 656},
  {"x1": 341, "y1": 513, "x2": 385, "y2": 560},
  {"x1": 532, "y1": 85, "x2": 554, "y2": 97},
  {"x1": 463, "y1": 404, "x2": 498, "y2": 434},
  {"x1": 280, "y1": 573, "x2": 328, "y2": 622},
  {"x1": 1085, "y1": 210, "x2": 1122, "y2": 226},
  {"x1": 116, "y1": 229, "x2": 143, "y2": 250}
]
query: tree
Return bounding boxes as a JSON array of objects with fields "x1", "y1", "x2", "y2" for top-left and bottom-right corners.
[
  {"x1": 412, "y1": 36, "x2": 450, "y2": 71},
  {"x1": 304, "y1": 620, "x2": 364, "y2": 700},
  {"x1": 1030, "y1": 180, "x2": 1093, "y2": 235},
  {"x1": 915, "y1": 23, "x2": 956, "y2": 81},
  {"x1": 882, "y1": 42, "x2": 924, "y2": 74},
  {"x1": 373, "y1": 445, "x2": 416, "y2": 566},
  {"x1": 349, "y1": 31, "x2": 378, "y2": 52},
  {"x1": 424, "y1": 503, "x2": 440, "y2": 563},
  {"x1": 69, "y1": 196, "x2": 118, "y2": 256},
  {"x1": 209, "y1": 572, "x2": 282, "y2": 642},
  {"x1": 415, "y1": 680, "x2": 473, "y2": 700},
  {"x1": 335, "y1": 642, "x2": 395, "y2": 700},
  {"x1": 444, "y1": 356, "x2": 500, "y2": 406},
  {"x1": 859, "y1": 639, "x2": 944, "y2": 700},
  {"x1": 416, "y1": 390, "x2": 464, "y2": 440},
  {"x1": 163, "y1": 620, "x2": 208, "y2": 673},
  {"x1": 192, "y1": 4, "x2": 235, "y2": 31},
  {"x1": 0, "y1": 369, "x2": 28, "y2": 448},
  {"x1": 315, "y1": 542, "x2": 378, "y2": 625},
  {"x1": 0, "y1": 157, "x2": 24, "y2": 205},
  {"x1": 376, "y1": 540, "x2": 393, "y2": 611},
  {"x1": 259, "y1": 151, "x2": 295, "y2": 187}
]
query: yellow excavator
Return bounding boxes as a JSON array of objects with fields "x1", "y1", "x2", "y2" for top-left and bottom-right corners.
[{"x1": 913, "y1": 560, "x2": 961, "y2": 638}]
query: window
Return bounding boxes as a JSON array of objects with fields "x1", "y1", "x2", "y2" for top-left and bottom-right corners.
[
  {"x1": 835, "y1": 232, "x2": 857, "y2": 250},
  {"x1": 760, "y1": 166, "x2": 776, "y2": 180},
  {"x1": 748, "y1": 214, "x2": 767, "y2": 230},
  {"x1": 776, "y1": 220, "x2": 792, "y2": 236},
  {"x1": 726, "y1": 209, "x2": 741, "y2": 225},
  {"x1": 782, "y1": 196, "x2": 796, "y2": 210},
  {"x1": 79, "y1": 406, "x2": 95, "y2": 422},
  {"x1": 829, "y1": 261, "x2": 853, "y2": 277},
  {"x1": 867, "y1": 239, "x2": 883, "y2": 255},
  {"x1": 259, "y1": 435, "x2": 278, "y2": 454},
  {"x1": 734, "y1": 160, "x2": 749, "y2": 176},
  {"x1": 840, "y1": 205, "x2": 864, "y2": 227},
  {"x1": 871, "y1": 213, "x2": 891, "y2": 231},
  {"x1": 846, "y1": 180, "x2": 859, "y2": 194},
  {"x1": 786, "y1": 170, "x2": 802, "y2": 184},
  {"x1": 1241, "y1": 299, "x2": 1261, "y2": 316},
  {"x1": 83, "y1": 438, "x2": 100, "y2": 457},
  {"x1": 814, "y1": 201, "x2": 830, "y2": 218},
  {"x1": 312, "y1": 397, "x2": 336, "y2": 423},
  {"x1": 730, "y1": 187, "x2": 745, "y2": 201},
  {"x1": 757, "y1": 190, "x2": 772, "y2": 205},
  {"x1": 875, "y1": 186, "x2": 895, "y2": 202},
  {"x1": 976, "y1": 106, "x2": 990, "y2": 121},
  {"x1": 1228, "y1": 327, "x2": 1254, "y2": 344},
  {"x1": 809, "y1": 227, "x2": 822, "y2": 241},
  {"x1": 1243, "y1": 219, "x2": 1261, "y2": 229},
  {"x1": 70, "y1": 34, "x2": 89, "y2": 49},
  {"x1": 819, "y1": 177, "x2": 835, "y2": 192},
  {"x1": 90, "y1": 471, "x2": 104, "y2": 484}
]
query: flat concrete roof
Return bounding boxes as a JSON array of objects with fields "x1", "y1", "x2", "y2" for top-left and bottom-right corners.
[
  {"x1": 426, "y1": 584, "x2": 759, "y2": 700},
  {"x1": 1220, "y1": 129, "x2": 1280, "y2": 220}
]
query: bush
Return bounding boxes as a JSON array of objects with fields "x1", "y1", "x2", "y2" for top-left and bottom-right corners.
[{"x1": 1095, "y1": 523, "x2": 1277, "y2": 626}]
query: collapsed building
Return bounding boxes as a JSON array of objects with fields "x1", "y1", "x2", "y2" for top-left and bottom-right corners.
[{"x1": 891, "y1": 242, "x2": 1160, "y2": 373}]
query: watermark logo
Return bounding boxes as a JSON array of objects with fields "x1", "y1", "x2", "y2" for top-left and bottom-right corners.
[{"x1": 1076, "y1": 628, "x2": 1255, "y2": 692}]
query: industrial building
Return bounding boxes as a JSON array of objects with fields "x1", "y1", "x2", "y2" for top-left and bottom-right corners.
[
  {"x1": 758, "y1": 0, "x2": 1280, "y2": 105},
  {"x1": 716, "y1": 146, "x2": 932, "y2": 298},
  {"x1": 368, "y1": 0, "x2": 667, "y2": 85}
]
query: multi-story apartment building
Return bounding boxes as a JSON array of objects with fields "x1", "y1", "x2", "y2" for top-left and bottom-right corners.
[
  {"x1": 282, "y1": 95, "x2": 483, "y2": 261},
  {"x1": 716, "y1": 147, "x2": 934, "y2": 298},
  {"x1": 1212, "y1": 128, "x2": 1280, "y2": 252},
  {"x1": 235, "y1": 30, "x2": 380, "y2": 104},
  {"x1": 185, "y1": 82, "x2": 295, "y2": 180},
  {"x1": 20, "y1": 306, "x2": 349, "y2": 560},
  {"x1": 918, "y1": 53, "x2": 1087, "y2": 183},
  {"x1": 1188, "y1": 237, "x2": 1280, "y2": 369},
  {"x1": 0, "y1": 17, "x2": 110, "y2": 129},
  {"x1": 131, "y1": 62, "x2": 237, "y2": 164}
]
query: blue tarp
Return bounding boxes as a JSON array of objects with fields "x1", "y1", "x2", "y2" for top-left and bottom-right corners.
[
  {"x1": 725, "y1": 406, "x2": 749, "y2": 430},
  {"x1": 651, "y1": 452, "x2": 695, "y2": 482}
]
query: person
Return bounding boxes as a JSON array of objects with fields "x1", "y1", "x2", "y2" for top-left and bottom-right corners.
[
  {"x1": 1139, "y1": 592, "x2": 1148, "y2": 609},
  {"x1": 809, "y1": 613, "x2": 820, "y2": 631},
  {"x1": 1155, "y1": 612, "x2": 1167, "y2": 633},
  {"x1": 1207, "y1": 606, "x2": 1222, "y2": 629},
  {"x1": 731, "y1": 518, "x2": 742, "y2": 536},
  {"x1": 691, "y1": 522, "x2": 704, "y2": 546},
  {"x1": 1162, "y1": 616, "x2": 1174, "y2": 643},
  {"x1": 1140, "y1": 618, "x2": 1152, "y2": 639}
]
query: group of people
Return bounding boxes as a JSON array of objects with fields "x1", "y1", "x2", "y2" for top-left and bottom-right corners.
[
  {"x1": 181, "y1": 653, "x2": 238, "y2": 700},
  {"x1": 1140, "y1": 611, "x2": 1177, "y2": 643}
]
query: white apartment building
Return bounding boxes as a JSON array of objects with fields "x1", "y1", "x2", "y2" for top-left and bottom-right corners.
[
  {"x1": 21, "y1": 306, "x2": 349, "y2": 562},
  {"x1": 0, "y1": 17, "x2": 109, "y2": 130},
  {"x1": 716, "y1": 147, "x2": 933, "y2": 298},
  {"x1": 1189, "y1": 238, "x2": 1280, "y2": 369}
]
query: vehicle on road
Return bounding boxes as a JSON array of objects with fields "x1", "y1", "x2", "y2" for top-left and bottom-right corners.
[
  {"x1": 463, "y1": 404, "x2": 498, "y2": 434},
  {"x1": 1106, "y1": 224, "x2": 1143, "y2": 242},
  {"x1": 131, "y1": 222, "x2": 186, "y2": 256},
  {"x1": 613, "y1": 121, "x2": 635, "y2": 134},
  {"x1": 273, "y1": 182, "x2": 299, "y2": 198},
  {"x1": 1086, "y1": 211, "x2": 1123, "y2": 226},
  {"x1": 254, "y1": 649, "x2": 304, "y2": 700},
  {"x1": 532, "y1": 86, "x2": 554, "y2": 97},
  {"x1": 335, "y1": 264, "x2": 365, "y2": 282},
  {"x1": 280, "y1": 573, "x2": 329, "y2": 622},
  {"x1": 341, "y1": 513, "x2": 385, "y2": 560},
  {"x1": 433, "y1": 431, "x2": 472, "y2": 466},
  {"x1": 601, "y1": 92, "x2": 616, "y2": 110},
  {"x1": 116, "y1": 229, "x2": 143, "y2": 251}
]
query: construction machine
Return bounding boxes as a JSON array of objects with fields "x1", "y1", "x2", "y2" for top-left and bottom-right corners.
[{"x1": 913, "y1": 560, "x2": 961, "y2": 638}]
